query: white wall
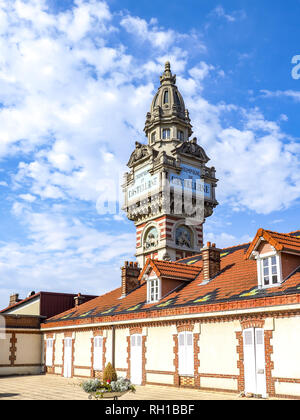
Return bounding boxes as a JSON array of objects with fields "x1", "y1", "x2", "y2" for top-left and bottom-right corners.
[{"x1": 199, "y1": 321, "x2": 239, "y2": 376}]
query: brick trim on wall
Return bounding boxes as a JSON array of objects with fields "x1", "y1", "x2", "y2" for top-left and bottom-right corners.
[
  {"x1": 265, "y1": 330, "x2": 275, "y2": 397},
  {"x1": 235, "y1": 331, "x2": 244, "y2": 393},
  {"x1": 240, "y1": 319, "x2": 265, "y2": 330},
  {"x1": 9, "y1": 333, "x2": 17, "y2": 366},
  {"x1": 172, "y1": 334, "x2": 179, "y2": 387},
  {"x1": 193, "y1": 333, "x2": 200, "y2": 388},
  {"x1": 176, "y1": 323, "x2": 194, "y2": 333}
]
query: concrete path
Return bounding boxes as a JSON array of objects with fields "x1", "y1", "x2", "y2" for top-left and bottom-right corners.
[{"x1": 0, "y1": 375, "x2": 278, "y2": 400}]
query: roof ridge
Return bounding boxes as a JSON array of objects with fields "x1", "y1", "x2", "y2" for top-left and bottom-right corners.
[{"x1": 265, "y1": 229, "x2": 300, "y2": 238}]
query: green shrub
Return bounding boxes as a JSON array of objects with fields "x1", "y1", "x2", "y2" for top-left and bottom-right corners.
[{"x1": 103, "y1": 362, "x2": 117, "y2": 383}]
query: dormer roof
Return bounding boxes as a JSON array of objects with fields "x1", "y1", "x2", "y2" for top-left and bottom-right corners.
[
  {"x1": 245, "y1": 228, "x2": 300, "y2": 260},
  {"x1": 140, "y1": 258, "x2": 202, "y2": 282}
]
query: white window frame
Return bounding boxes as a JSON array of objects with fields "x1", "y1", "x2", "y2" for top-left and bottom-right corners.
[
  {"x1": 147, "y1": 276, "x2": 161, "y2": 303},
  {"x1": 257, "y1": 251, "x2": 282, "y2": 289},
  {"x1": 45, "y1": 339, "x2": 54, "y2": 367}
]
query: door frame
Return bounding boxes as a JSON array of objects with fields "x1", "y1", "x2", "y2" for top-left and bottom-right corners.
[
  {"x1": 130, "y1": 333, "x2": 143, "y2": 385},
  {"x1": 63, "y1": 337, "x2": 73, "y2": 378},
  {"x1": 243, "y1": 327, "x2": 267, "y2": 398}
]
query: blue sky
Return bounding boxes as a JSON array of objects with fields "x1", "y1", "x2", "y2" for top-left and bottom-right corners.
[{"x1": 0, "y1": 0, "x2": 299, "y2": 308}]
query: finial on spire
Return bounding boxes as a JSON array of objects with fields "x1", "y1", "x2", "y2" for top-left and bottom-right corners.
[{"x1": 160, "y1": 61, "x2": 176, "y2": 85}]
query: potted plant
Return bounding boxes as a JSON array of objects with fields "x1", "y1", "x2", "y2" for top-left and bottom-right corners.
[{"x1": 81, "y1": 364, "x2": 135, "y2": 400}]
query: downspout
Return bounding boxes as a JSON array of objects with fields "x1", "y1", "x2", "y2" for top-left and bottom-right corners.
[{"x1": 112, "y1": 325, "x2": 115, "y2": 368}]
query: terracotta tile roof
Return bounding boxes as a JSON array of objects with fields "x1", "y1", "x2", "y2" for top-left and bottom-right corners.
[
  {"x1": 143, "y1": 259, "x2": 201, "y2": 281},
  {"x1": 245, "y1": 228, "x2": 300, "y2": 259},
  {"x1": 42, "y1": 231, "x2": 300, "y2": 328}
]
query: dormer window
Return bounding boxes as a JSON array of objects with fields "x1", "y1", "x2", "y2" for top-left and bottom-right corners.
[
  {"x1": 258, "y1": 253, "x2": 282, "y2": 288},
  {"x1": 147, "y1": 277, "x2": 161, "y2": 303}
]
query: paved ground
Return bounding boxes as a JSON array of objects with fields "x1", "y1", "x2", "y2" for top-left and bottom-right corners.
[{"x1": 0, "y1": 374, "x2": 278, "y2": 400}]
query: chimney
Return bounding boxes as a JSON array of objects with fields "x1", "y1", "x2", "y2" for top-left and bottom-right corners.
[
  {"x1": 74, "y1": 293, "x2": 85, "y2": 307},
  {"x1": 121, "y1": 261, "x2": 141, "y2": 297},
  {"x1": 201, "y1": 242, "x2": 221, "y2": 283},
  {"x1": 9, "y1": 293, "x2": 21, "y2": 306}
]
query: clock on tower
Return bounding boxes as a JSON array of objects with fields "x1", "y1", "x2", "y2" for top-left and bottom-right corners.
[{"x1": 123, "y1": 62, "x2": 218, "y2": 267}]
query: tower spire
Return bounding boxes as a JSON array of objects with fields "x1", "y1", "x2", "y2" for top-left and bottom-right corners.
[{"x1": 144, "y1": 62, "x2": 192, "y2": 146}]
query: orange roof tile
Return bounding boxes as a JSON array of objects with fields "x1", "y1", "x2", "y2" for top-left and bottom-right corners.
[{"x1": 245, "y1": 228, "x2": 300, "y2": 259}]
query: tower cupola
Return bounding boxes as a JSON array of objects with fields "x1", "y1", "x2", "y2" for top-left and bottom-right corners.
[{"x1": 144, "y1": 62, "x2": 193, "y2": 147}]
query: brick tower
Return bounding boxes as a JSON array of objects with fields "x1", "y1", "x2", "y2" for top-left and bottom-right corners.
[{"x1": 123, "y1": 62, "x2": 218, "y2": 267}]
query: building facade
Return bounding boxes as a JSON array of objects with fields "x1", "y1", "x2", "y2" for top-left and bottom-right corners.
[
  {"x1": 40, "y1": 229, "x2": 300, "y2": 398},
  {"x1": 1, "y1": 63, "x2": 300, "y2": 399}
]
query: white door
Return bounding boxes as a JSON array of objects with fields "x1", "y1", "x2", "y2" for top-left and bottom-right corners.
[
  {"x1": 243, "y1": 328, "x2": 267, "y2": 397},
  {"x1": 64, "y1": 338, "x2": 73, "y2": 378},
  {"x1": 178, "y1": 332, "x2": 194, "y2": 376},
  {"x1": 130, "y1": 334, "x2": 142, "y2": 385},
  {"x1": 45, "y1": 339, "x2": 53, "y2": 367},
  {"x1": 93, "y1": 336, "x2": 103, "y2": 371}
]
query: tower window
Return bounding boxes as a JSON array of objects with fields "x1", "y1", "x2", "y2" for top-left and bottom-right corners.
[
  {"x1": 178, "y1": 130, "x2": 184, "y2": 141},
  {"x1": 163, "y1": 90, "x2": 169, "y2": 104},
  {"x1": 151, "y1": 132, "x2": 156, "y2": 143},
  {"x1": 162, "y1": 128, "x2": 171, "y2": 139}
]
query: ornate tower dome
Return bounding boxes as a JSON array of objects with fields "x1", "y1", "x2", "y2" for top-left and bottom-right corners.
[{"x1": 144, "y1": 62, "x2": 193, "y2": 147}]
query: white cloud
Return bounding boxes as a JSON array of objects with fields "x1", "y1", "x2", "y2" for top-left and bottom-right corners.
[
  {"x1": 0, "y1": 204, "x2": 135, "y2": 308},
  {"x1": 261, "y1": 89, "x2": 300, "y2": 102},
  {"x1": 210, "y1": 5, "x2": 246, "y2": 22}
]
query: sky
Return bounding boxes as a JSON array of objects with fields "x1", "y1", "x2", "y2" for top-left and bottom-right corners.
[{"x1": 0, "y1": 0, "x2": 299, "y2": 309}]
